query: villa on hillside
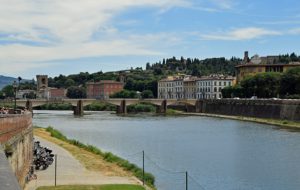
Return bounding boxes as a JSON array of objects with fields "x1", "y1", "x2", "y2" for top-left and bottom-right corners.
[{"x1": 235, "y1": 51, "x2": 300, "y2": 83}]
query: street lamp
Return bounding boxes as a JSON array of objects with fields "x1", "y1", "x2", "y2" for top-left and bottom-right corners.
[{"x1": 13, "y1": 81, "x2": 17, "y2": 113}]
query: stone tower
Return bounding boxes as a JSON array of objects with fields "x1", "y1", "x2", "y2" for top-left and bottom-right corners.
[
  {"x1": 243, "y1": 51, "x2": 249, "y2": 63},
  {"x1": 36, "y1": 75, "x2": 48, "y2": 98}
]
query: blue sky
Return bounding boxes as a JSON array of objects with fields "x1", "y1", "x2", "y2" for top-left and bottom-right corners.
[{"x1": 0, "y1": 0, "x2": 300, "y2": 79}]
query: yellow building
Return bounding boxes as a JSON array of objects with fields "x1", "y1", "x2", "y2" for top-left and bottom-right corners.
[{"x1": 236, "y1": 51, "x2": 300, "y2": 83}]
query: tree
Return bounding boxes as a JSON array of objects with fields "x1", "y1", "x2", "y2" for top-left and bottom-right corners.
[
  {"x1": 1, "y1": 85, "x2": 14, "y2": 97},
  {"x1": 141, "y1": 90, "x2": 154, "y2": 99},
  {"x1": 146, "y1": 62, "x2": 151, "y2": 70},
  {"x1": 64, "y1": 79, "x2": 76, "y2": 88},
  {"x1": 66, "y1": 86, "x2": 86, "y2": 99},
  {"x1": 280, "y1": 67, "x2": 300, "y2": 96},
  {"x1": 240, "y1": 72, "x2": 281, "y2": 98},
  {"x1": 110, "y1": 90, "x2": 138, "y2": 98}
]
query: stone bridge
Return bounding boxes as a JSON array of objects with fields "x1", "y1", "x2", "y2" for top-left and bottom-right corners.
[{"x1": 5, "y1": 98, "x2": 200, "y2": 115}]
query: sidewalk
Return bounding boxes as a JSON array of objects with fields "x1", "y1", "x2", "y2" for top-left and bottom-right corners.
[{"x1": 25, "y1": 136, "x2": 139, "y2": 190}]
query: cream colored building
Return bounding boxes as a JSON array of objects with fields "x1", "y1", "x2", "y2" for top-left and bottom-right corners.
[
  {"x1": 158, "y1": 75, "x2": 235, "y2": 99},
  {"x1": 196, "y1": 75, "x2": 235, "y2": 99},
  {"x1": 236, "y1": 51, "x2": 300, "y2": 83}
]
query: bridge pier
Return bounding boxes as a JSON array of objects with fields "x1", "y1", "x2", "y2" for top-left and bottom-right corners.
[
  {"x1": 25, "y1": 100, "x2": 33, "y2": 112},
  {"x1": 74, "y1": 100, "x2": 84, "y2": 116},
  {"x1": 156, "y1": 100, "x2": 167, "y2": 114},
  {"x1": 195, "y1": 100, "x2": 203, "y2": 113},
  {"x1": 117, "y1": 99, "x2": 127, "y2": 114}
]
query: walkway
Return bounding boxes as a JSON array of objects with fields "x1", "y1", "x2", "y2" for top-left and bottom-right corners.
[
  {"x1": 25, "y1": 136, "x2": 140, "y2": 190},
  {"x1": 0, "y1": 148, "x2": 21, "y2": 190}
]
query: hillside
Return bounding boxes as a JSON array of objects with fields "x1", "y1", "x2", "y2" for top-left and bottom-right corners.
[{"x1": 0, "y1": 75, "x2": 17, "y2": 90}]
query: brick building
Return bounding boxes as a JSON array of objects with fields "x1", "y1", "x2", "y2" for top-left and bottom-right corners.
[
  {"x1": 49, "y1": 88, "x2": 66, "y2": 99},
  {"x1": 86, "y1": 80, "x2": 124, "y2": 99}
]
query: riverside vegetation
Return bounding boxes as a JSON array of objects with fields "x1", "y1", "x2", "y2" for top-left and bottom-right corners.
[
  {"x1": 35, "y1": 102, "x2": 157, "y2": 113},
  {"x1": 37, "y1": 184, "x2": 146, "y2": 190},
  {"x1": 36, "y1": 127, "x2": 155, "y2": 189}
]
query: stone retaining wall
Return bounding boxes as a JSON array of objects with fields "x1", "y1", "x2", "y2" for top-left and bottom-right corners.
[
  {"x1": 0, "y1": 112, "x2": 33, "y2": 188},
  {"x1": 197, "y1": 99, "x2": 300, "y2": 121}
]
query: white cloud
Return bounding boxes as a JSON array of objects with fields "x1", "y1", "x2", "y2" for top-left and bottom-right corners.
[
  {"x1": 0, "y1": 0, "x2": 189, "y2": 75},
  {"x1": 289, "y1": 28, "x2": 300, "y2": 34},
  {"x1": 209, "y1": 0, "x2": 236, "y2": 9},
  {"x1": 201, "y1": 27, "x2": 281, "y2": 40}
]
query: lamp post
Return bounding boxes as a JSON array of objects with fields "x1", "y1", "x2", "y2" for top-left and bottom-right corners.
[{"x1": 13, "y1": 81, "x2": 17, "y2": 113}]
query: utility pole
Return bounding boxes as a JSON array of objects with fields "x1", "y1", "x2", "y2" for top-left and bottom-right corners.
[
  {"x1": 143, "y1": 150, "x2": 145, "y2": 186},
  {"x1": 186, "y1": 171, "x2": 188, "y2": 190},
  {"x1": 55, "y1": 154, "x2": 57, "y2": 186}
]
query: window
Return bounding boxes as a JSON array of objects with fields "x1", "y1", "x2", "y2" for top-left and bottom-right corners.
[
  {"x1": 224, "y1": 82, "x2": 226, "y2": 86},
  {"x1": 219, "y1": 82, "x2": 221, "y2": 86}
]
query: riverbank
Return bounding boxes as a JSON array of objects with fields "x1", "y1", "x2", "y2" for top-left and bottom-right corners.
[
  {"x1": 181, "y1": 112, "x2": 300, "y2": 130},
  {"x1": 32, "y1": 127, "x2": 155, "y2": 189}
]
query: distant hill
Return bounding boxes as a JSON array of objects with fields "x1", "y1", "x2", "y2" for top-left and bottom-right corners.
[{"x1": 0, "y1": 75, "x2": 17, "y2": 90}]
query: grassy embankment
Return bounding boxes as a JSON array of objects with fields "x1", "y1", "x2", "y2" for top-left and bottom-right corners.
[
  {"x1": 34, "y1": 127, "x2": 155, "y2": 189},
  {"x1": 37, "y1": 184, "x2": 145, "y2": 190}
]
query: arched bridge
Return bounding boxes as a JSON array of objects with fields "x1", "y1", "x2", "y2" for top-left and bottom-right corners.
[{"x1": 9, "y1": 98, "x2": 202, "y2": 115}]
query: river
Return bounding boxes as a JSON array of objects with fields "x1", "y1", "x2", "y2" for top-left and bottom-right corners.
[{"x1": 33, "y1": 110, "x2": 300, "y2": 190}]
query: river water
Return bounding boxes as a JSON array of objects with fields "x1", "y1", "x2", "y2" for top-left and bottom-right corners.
[{"x1": 33, "y1": 110, "x2": 300, "y2": 190}]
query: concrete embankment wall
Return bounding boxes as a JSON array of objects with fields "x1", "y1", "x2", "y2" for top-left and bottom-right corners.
[
  {"x1": 197, "y1": 99, "x2": 300, "y2": 121},
  {"x1": 0, "y1": 112, "x2": 33, "y2": 189}
]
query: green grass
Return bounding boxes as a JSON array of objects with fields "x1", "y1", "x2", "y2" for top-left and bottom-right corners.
[
  {"x1": 37, "y1": 184, "x2": 146, "y2": 190},
  {"x1": 45, "y1": 127, "x2": 155, "y2": 189}
]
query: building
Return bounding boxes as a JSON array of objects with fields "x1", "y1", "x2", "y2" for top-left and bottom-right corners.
[
  {"x1": 158, "y1": 74, "x2": 235, "y2": 99},
  {"x1": 236, "y1": 51, "x2": 300, "y2": 83},
  {"x1": 49, "y1": 88, "x2": 66, "y2": 99},
  {"x1": 86, "y1": 80, "x2": 124, "y2": 99},
  {"x1": 157, "y1": 76, "x2": 177, "y2": 99},
  {"x1": 196, "y1": 75, "x2": 235, "y2": 99},
  {"x1": 16, "y1": 90, "x2": 36, "y2": 99},
  {"x1": 183, "y1": 76, "x2": 197, "y2": 99},
  {"x1": 36, "y1": 75, "x2": 48, "y2": 98}
]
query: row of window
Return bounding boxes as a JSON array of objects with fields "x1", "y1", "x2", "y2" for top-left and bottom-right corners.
[
  {"x1": 158, "y1": 81, "x2": 232, "y2": 87},
  {"x1": 158, "y1": 92, "x2": 222, "y2": 99},
  {"x1": 197, "y1": 81, "x2": 231, "y2": 86}
]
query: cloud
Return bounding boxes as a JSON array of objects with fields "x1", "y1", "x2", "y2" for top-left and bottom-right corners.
[
  {"x1": 289, "y1": 28, "x2": 300, "y2": 34},
  {"x1": 0, "y1": 0, "x2": 189, "y2": 75},
  {"x1": 209, "y1": 0, "x2": 236, "y2": 9},
  {"x1": 201, "y1": 27, "x2": 281, "y2": 40}
]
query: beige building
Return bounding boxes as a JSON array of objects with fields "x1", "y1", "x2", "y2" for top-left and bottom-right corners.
[
  {"x1": 158, "y1": 74, "x2": 235, "y2": 99},
  {"x1": 236, "y1": 51, "x2": 300, "y2": 83},
  {"x1": 196, "y1": 75, "x2": 235, "y2": 99}
]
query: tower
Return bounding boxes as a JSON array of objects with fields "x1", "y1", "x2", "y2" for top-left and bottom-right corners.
[
  {"x1": 36, "y1": 75, "x2": 49, "y2": 98},
  {"x1": 243, "y1": 51, "x2": 249, "y2": 63}
]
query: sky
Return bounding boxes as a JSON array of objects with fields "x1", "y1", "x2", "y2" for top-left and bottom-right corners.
[{"x1": 0, "y1": 0, "x2": 300, "y2": 79}]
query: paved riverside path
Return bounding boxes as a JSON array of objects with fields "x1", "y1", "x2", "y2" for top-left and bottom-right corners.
[
  {"x1": 0, "y1": 148, "x2": 21, "y2": 190},
  {"x1": 25, "y1": 136, "x2": 140, "y2": 190}
]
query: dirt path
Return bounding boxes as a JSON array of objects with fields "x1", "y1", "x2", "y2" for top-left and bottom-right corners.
[{"x1": 24, "y1": 136, "x2": 140, "y2": 190}]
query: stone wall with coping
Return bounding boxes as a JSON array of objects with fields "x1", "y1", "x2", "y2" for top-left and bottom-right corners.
[
  {"x1": 197, "y1": 99, "x2": 300, "y2": 121},
  {"x1": 0, "y1": 112, "x2": 33, "y2": 188}
]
